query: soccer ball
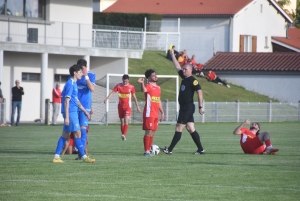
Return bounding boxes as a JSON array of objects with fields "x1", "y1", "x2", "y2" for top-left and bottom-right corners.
[{"x1": 150, "y1": 144, "x2": 160, "y2": 155}]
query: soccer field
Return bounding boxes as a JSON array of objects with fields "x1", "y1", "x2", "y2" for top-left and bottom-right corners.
[{"x1": 0, "y1": 122, "x2": 299, "y2": 201}]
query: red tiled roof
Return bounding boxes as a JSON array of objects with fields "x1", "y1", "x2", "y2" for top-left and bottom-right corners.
[
  {"x1": 203, "y1": 52, "x2": 300, "y2": 71},
  {"x1": 272, "y1": 27, "x2": 300, "y2": 51},
  {"x1": 103, "y1": 0, "x2": 252, "y2": 16}
]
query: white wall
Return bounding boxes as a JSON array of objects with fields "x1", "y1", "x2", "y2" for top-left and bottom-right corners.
[
  {"x1": 90, "y1": 57, "x2": 127, "y2": 79},
  {"x1": 220, "y1": 74, "x2": 300, "y2": 104},
  {"x1": 162, "y1": 18, "x2": 230, "y2": 64},
  {"x1": 49, "y1": 0, "x2": 93, "y2": 24},
  {"x1": 100, "y1": 0, "x2": 117, "y2": 12},
  {"x1": 232, "y1": 0, "x2": 288, "y2": 52}
]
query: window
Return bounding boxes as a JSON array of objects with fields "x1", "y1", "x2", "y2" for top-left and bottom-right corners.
[
  {"x1": 93, "y1": 0, "x2": 100, "y2": 12},
  {"x1": 0, "y1": 0, "x2": 45, "y2": 19},
  {"x1": 22, "y1": 72, "x2": 40, "y2": 81},
  {"x1": 264, "y1": 36, "x2": 269, "y2": 48},
  {"x1": 54, "y1": 74, "x2": 69, "y2": 83},
  {"x1": 239, "y1": 35, "x2": 257, "y2": 52},
  {"x1": 260, "y1": 4, "x2": 263, "y2": 13}
]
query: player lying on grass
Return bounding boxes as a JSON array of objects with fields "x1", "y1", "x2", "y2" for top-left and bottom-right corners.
[{"x1": 233, "y1": 119, "x2": 279, "y2": 155}]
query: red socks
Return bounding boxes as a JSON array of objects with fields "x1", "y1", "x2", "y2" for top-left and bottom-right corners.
[
  {"x1": 265, "y1": 139, "x2": 271, "y2": 147},
  {"x1": 121, "y1": 124, "x2": 129, "y2": 137}
]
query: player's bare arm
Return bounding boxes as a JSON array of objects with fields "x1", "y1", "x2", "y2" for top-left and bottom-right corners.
[
  {"x1": 64, "y1": 97, "x2": 70, "y2": 126},
  {"x1": 159, "y1": 102, "x2": 165, "y2": 121},
  {"x1": 197, "y1": 90, "x2": 205, "y2": 115},
  {"x1": 83, "y1": 67, "x2": 95, "y2": 92},
  {"x1": 104, "y1": 91, "x2": 115, "y2": 103},
  {"x1": 170, "y1": 49, "x2": 182, "y2": 72},
  {"x1": 138, "y1": 78, "x2": 147, "y2": 93},
  {"x1": 77, "y1": 100, "x2": 90, "y2": 120},
  {"x1": 132, "y1": 94, "x2": 141, "y2": 113},
  {"x1": 233, "y1": 120, "x2": 250, "y2": 135}
]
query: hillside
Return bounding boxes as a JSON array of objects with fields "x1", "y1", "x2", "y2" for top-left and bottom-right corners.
[{"x1": 129, "y1": 51, "x2": 278, "y2": 102}]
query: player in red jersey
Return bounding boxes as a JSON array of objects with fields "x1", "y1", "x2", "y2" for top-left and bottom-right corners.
[
  {"x1": 233, "y1": 119, "x2": 279, "y2": 154},
  {"x1": 138, "y1": 69, "x2": 164, "y2": 156},
  {"x1": 104, "y1": 74, "x2": 141, "y2": 140}
]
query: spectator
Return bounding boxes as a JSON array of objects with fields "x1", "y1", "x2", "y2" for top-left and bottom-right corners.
[
  {"x1": 205, "y1": 70, "x2": 230, "y2": 88},
  {"x1": 52, "y1": 83, "x2": 62, "y2": 125},
  {"x1": 166, "y1": 45, "x2": 179, "y2": 61},
  {"x1": 192, "y1": 63, "x2": 204, "y2": 77},
  {"x1": 0, "y1": 81, "x2": 3, "y2": 102},
  {"x1": 11, "y1": 80, "x2": 24, "y2": 126},
  {"x1": 233, "y1": 119, "x2": 279, "y2": 154}
]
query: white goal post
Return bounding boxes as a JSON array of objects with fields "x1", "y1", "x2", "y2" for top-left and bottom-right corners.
[{"x1": 94, "y1": 73, "x2": 179, "y2": 125}]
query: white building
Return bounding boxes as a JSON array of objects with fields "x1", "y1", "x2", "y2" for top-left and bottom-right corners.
[{"x1": 0, "y1": 0, "x2": 143, "y2": 124}]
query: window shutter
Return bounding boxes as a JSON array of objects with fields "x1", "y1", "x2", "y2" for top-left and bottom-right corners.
[
  {"x1": 252, "y1": 36, "x2": 257, "y2": 52},
  {"x1": 240, "y1": 35, "x2": 245, "y2": 52}
]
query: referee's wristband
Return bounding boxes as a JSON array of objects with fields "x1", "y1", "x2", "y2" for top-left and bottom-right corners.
[
  {"x1": 85, "y1": 75, "x2": 89, "y2": 80},
  {"x1": 199, "y1": 106, "x2": 202, "y2": 109}
]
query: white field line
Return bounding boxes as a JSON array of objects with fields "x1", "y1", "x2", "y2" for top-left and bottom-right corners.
[{"x1": 1, "y1": 179, "x2": 300, "y2": 192}]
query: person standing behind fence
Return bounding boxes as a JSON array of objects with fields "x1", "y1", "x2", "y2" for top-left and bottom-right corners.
[
  {"x1": 0, "y1": 81, "x2": 3, "y2": 102},
  {"x1": 162, "y1": 49, "x2": 205, "y2": 155},
  {"x1": 11, "y1": 80, "x2": 24, "y2": 126},
  {"x1": 52, "y1": 83, "x2": 62, "y2": 125}
]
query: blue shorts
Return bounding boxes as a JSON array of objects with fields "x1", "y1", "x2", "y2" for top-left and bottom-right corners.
[
  {"x1": 62, "y1": 112, "x2": 80, "y2": 132},
  {"x1": 78, "y1": 111, "x2": 89, "y2": 127}
]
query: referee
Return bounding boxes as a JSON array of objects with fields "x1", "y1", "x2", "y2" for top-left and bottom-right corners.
[{"x1": 163, "y1": 49, "x2": 205, "y2": 155}]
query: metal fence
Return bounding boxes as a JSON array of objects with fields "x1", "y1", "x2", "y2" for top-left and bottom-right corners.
[{"x1": 44, "y1": 100, "x2": 300, "y2": 125}]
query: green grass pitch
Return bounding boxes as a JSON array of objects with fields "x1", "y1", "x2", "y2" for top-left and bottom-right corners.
[{"x1": 0, "y1": 122, "x2": 299, "y2": 201}]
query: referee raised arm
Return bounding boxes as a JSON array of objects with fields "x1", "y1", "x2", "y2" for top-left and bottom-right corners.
[{"x1": 162, "y1": 49, "x2": 205, "y2": 155}]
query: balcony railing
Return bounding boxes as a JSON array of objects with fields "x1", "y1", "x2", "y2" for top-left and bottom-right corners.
[{"x1": 0, "y1": 17, "x2": 144, "y2": 50}]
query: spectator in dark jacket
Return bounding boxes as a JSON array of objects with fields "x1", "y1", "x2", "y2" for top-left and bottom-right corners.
[
  {"x1": 166, "y1": 45, "x2": 179, "y2": 61},
  {"x1": 11, "y1": 80, "x2": 24, "y2": 126}
]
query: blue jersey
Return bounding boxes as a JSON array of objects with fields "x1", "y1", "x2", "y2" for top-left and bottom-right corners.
[
  {"x1": 61, "y1": 78, "x2": 79, "y2": 113},
  {"x1": 77, "y1": 71, "x2": 96, "y2": 111}
]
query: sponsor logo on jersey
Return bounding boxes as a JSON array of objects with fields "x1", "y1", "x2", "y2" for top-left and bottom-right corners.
[
  {"x1": 151, "y1": 96, "x2": 160, "y2": 102},
  {"x1": 118, "y1": 93, "x2": 130, "y2": 98},
  {"x1": 193, "y1": 80, "x2": 198, "y2": 86}
]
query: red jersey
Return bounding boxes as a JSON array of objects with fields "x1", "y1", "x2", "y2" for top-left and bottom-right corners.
[
  {"x1": 206, "y1": 71, "x2": 216, "y2": 81},
  {"x1": 240, "y1": 128, "x2": 265, "y2": 154},
  {"x1": 143, "y1": 83, "x2": 161, "y2": 118},
  {"x1": 113, "y1": 83, "x2": 136, "y2": 108},
  {"x1": 52, "y1": 88, "x2": 62, "y2": 103}
]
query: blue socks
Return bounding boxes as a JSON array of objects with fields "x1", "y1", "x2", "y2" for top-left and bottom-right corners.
[
  {"x1": 81, "y1": 128, "x2": 87, "y2": 150},
  {"x1": 55, "y1": 136, "x2": 66, "y2": 155},
  {"x1": 74, "y1": 138, "x2": 85, "y2": 157}
]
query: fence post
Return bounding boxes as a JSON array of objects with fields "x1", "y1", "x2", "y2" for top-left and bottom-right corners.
[
  {"x1": 298, "y1": 101, "x2": 300, "y2": 121},
  {"x1": 202, "y1": 99, "x2": 205, "y2": 123},
  {"x1": 215, "y1": 102, "x2": 218, "y2": 122},
  {"x1": 236, "y1": 99, "x2": 239, "y2": 122},
  {"x1": 78, "y1": 23, "x2": 81, "y2": 47},
  {"x1": 61, "y1": 22, "x2": 64, "y2": 45},
  {"x1": 268, "y1": 100, "x2": 272, "y2": 122},
  {"x1": 163, "y1": 99, "x2": 169, "y2": 122},
  {"x1": 45, "y1": 99, "x2": 50, "y2": 125},
  {"x1": 0, "y1": 98, "x2": 6, "y2": 124}
]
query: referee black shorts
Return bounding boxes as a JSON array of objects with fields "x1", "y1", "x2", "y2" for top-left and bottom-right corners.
[{"x1": 177, "y1": 103, "x2": 195, "y2": 124}]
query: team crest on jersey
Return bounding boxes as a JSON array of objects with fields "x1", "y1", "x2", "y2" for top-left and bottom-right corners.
[
  {"x1": 181, "y1": 85, "x2": 185, "y2": 91},
  {"x1": 193, "y1": 80, "x2": 198, "y2": 86}
]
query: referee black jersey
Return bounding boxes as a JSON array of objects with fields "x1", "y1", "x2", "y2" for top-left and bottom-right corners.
[{"x1": 178, "y1": 70, "x2": 201, "y2": 105}]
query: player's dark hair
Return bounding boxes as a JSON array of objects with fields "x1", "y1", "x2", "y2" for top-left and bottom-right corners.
[
  {"x1": 69, "y1": 64, "x2": 82, "y2": 76},
  {"x1": 255, "y1": 122, "x2": 260, "y2": 136},
  {"x1": 145, "y1": 69, "x2": 156, "y2": 79},
  {"x1": 122, "y1": 74, "x2": 129, "y2": 80},
  {"x1": 77, "y1": 59, "x2": 87, "y2": 67}
]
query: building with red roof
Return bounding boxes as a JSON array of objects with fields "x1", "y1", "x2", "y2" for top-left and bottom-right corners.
[{"x1": 272, "y1": 27, "x2": 300, "y2": 52}]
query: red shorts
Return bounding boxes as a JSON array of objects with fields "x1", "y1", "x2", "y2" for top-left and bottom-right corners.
[
  {"x1": 241, "y1": 137, "x2": 265, "y2": 154},
  {"x1": 118, "y1": 106, "x2": 131, "y2": 118},
  {"x1": 143, "y1": 117, "x2": 158, "y2": 131},
  {"x1": 69, "y1": 133, "x2": 74, "y2": 146}
]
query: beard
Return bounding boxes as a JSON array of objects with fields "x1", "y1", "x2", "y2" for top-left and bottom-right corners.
[{"x1": 250, "y1": 126, "x2": 255, "y2": 130}]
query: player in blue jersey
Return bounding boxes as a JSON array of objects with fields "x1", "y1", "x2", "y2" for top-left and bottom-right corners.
[
  {"x1": 53, "y1": 64, "x2": 95, "y2": 163},
  {"x1": 75, "y1": 59, "x2": 96, "y2": 160}
]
